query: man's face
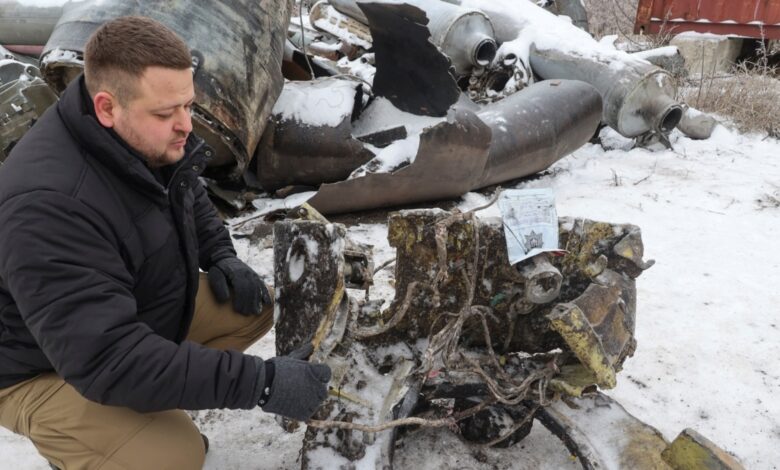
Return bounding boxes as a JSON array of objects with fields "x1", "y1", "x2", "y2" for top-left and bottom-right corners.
[{"x1": 109, "y1": 66, "x2": 195, "y2": 168}]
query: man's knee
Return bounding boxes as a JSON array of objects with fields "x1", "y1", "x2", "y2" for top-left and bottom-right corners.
[{"x1": 106, "y1": 410, "x2": 205, "y2": 470}]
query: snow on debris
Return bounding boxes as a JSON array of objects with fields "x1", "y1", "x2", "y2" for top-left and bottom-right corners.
[
  {"x1": 272, "y1": 78, "x2": 358, "y2": 127},
  {"x1": 348, "y1": 133, "x2": 420, "y2": 179},
  {"x1": 462, "y1": 0, "x2": 650, "y2": 71}
]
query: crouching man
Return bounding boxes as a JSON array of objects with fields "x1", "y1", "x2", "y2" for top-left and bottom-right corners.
[{"x1": 0, "y1": 16, "x2": 330, "y2": 469}]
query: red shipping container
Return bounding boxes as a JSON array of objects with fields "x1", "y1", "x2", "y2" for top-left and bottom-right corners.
[{"x1": 635, "y1": 0, "x2": 780, "y2": 39}]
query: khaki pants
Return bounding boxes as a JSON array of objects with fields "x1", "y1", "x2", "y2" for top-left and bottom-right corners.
[{"x1": 0, "y1": 273, "x2": 274, "y2": 470}]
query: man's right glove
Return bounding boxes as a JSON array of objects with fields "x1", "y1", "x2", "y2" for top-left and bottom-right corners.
[{"x1": 254, "y1": 353, "x2": 331, "y2": 422}]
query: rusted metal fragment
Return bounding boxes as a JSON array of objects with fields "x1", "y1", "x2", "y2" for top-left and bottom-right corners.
[
  {"x1": 537, "y1": 392, "x2": 672, "y2": 470},
  {"x1": 379, "y1": 211, "x2": 650, "y2": 361},
  {"x1": 274, "y1": 218, "x2": 418, "y2": 469},
  {"x1": 255, "y1": 77, "x2": 375, "y2": 191},
  {"x1": 274, "y1": 210, "x2": 656, "y2": 468},
  {"x1": 549, "y1": 268, "x2": 638, "y2": 389},
  {"x1": 273, "y1": 220, "x2": 348, "y2": 356},
  {"x1": 518, "y1": 253, "x2": 562, "y2": 304},
  {"x1": 308, "y1": 109, "x2": 491, "y2": 215},
  {"x1": 39, "y1": 0, "x2": 290, "y2": 180},
  {"x1": 662, "y1": 429, "x2": 746, "y2": 470},
  {"x1": 359, "y1": 1, "x2": 460, "y2": 117}
]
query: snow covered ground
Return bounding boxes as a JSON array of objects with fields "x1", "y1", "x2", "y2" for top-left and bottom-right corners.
[{"x1": 2, "y1": 125, "x2": 778, "y2": 469}]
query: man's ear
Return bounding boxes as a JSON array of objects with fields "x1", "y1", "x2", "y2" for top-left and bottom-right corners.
[{"x1": 93, "y1": 91, "x2": 118, "y2": 128}]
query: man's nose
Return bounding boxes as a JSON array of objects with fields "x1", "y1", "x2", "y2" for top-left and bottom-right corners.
[{"x1": 174, "y1": 108, "x2": 193, "y2": 134}]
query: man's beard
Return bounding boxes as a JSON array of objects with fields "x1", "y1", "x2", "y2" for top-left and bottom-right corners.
[{"x1": 118, "y1": 123, "x2": 184, "y2": 168}]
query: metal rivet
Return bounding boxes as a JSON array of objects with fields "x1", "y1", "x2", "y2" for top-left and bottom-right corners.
[{"x1": 205, "y1": 150, "x2": 212, "y2": 157}]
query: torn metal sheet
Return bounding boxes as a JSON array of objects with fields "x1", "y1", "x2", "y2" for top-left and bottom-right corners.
[
  {"x1": 38, "y1": 0, "x2": 291, "y2": 181},
  {"x1": 359, "y1": 1, "x2": 460, "y2": 117},
  {"x1": 473, "y1": 79, "x2": 602, "y2": 188},
  {"x1": 662, "y1": 429, "x2": 746, "y2": 470},
  {"x1": 299, "y1": 79, "x2": 599, "y2": 215},
  {"x1": 254, "y1": 77, "x2": 376, "y2": 191},
  {"x1": 308, "y1": 108, "x2": 491, "y2": 214},
  {"x1": 536, "y1": 392, "x2": 672, "y2": 470}
]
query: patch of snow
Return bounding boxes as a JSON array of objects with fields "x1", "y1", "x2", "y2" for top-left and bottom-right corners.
[
  {"x1": 348, "y1": 133, "x2": 420, "y2": 179},
  {"x1": 337, "y1": 53, "x2": 376, "y2": 86},
  {"x1": 273, "y1": 79, "x2": 358, "y2": 127},
  {"x1": 674, "y1": 31, "x2": 731, "y2": 41},
  {"x1": 352, "y1": 97, "x2": 445, "y2": 139},
  {"x1": 632, "y1": 46, "x2": 680, "y2": 60},
  {"x1": 41, "y1": 48, "x2": 80, "y2": 65},
  {"x1": 247, "y1": 191, "x2": 316, "y2": 216}
]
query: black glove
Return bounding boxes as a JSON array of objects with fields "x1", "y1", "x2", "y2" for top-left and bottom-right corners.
[
  {"x1": 207, "y1": 257, "x2": 272, "y2": 315},
  {"x1": 255, "y1": 354, "x2": 331, "y2": 422}
]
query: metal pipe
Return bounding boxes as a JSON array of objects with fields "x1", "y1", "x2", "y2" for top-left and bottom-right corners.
[
  {"x1": 474, "y1": 79, "x2": 603, "y2": 188},
  {"x1": 530, "y1": 46, "x2": 682, "y2": 138},
  {"x1": 518, "y1": 253, "x2": 562, "y2": 304},
  {"x1": 37, "y1": 0, "x2": 291, "y2": 181},
  {"x1": 0, "y1": 1, "x2": 65, "y2": 46}
]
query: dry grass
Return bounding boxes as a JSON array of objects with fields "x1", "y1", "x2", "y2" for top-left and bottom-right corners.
[
  {"x1": 582, "y1": 0, "x2": 639, "y2": 39},
  {"x1": 680, "y1": 65, "x2": 780, "y2": 136}
]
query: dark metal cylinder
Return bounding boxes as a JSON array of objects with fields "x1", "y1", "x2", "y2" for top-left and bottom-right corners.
[
  {"x1": 474, "y1": 79, "x2": 603, "y2": 188},
  {"x1": 38, "y1": 0, "x2": 291, "y2": 180}
]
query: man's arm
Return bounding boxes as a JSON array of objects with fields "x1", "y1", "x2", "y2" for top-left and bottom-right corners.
[
  {"x1": 0, "y1": 191, "x2": 259, "y2": 412},
  {"x1": 191, "y1": 172, "x2": 236, "y2": 270}
]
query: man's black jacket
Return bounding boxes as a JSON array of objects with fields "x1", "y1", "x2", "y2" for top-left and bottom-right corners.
[{"x1": 0, "y1": 77, "x2": 259, "y2": 412}]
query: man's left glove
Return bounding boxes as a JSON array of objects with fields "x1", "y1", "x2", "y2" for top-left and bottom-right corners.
[{"x1": 207, "y1": 257, "x2": 272, "y2": 315}]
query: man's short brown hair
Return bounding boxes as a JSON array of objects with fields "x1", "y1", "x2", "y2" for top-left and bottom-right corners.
[{"x1": 84, "y1": 16, "x2": 192, "y2": 104}]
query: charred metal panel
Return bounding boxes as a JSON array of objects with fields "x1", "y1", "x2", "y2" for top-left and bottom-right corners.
[
  {"x1": 359, "y1": 1, "x2": 460, "y2": 117},
  {"x1": 308, "y1": 108, "x2": 492, "y2": 214},
  {"x1": 635, "y1": 0, "x2": 780, "y2": 39}
]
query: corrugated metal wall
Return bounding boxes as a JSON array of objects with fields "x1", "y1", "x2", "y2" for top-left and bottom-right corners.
[{"x1": 635, "y1": 0, "x2": 780, "y2": 39}]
